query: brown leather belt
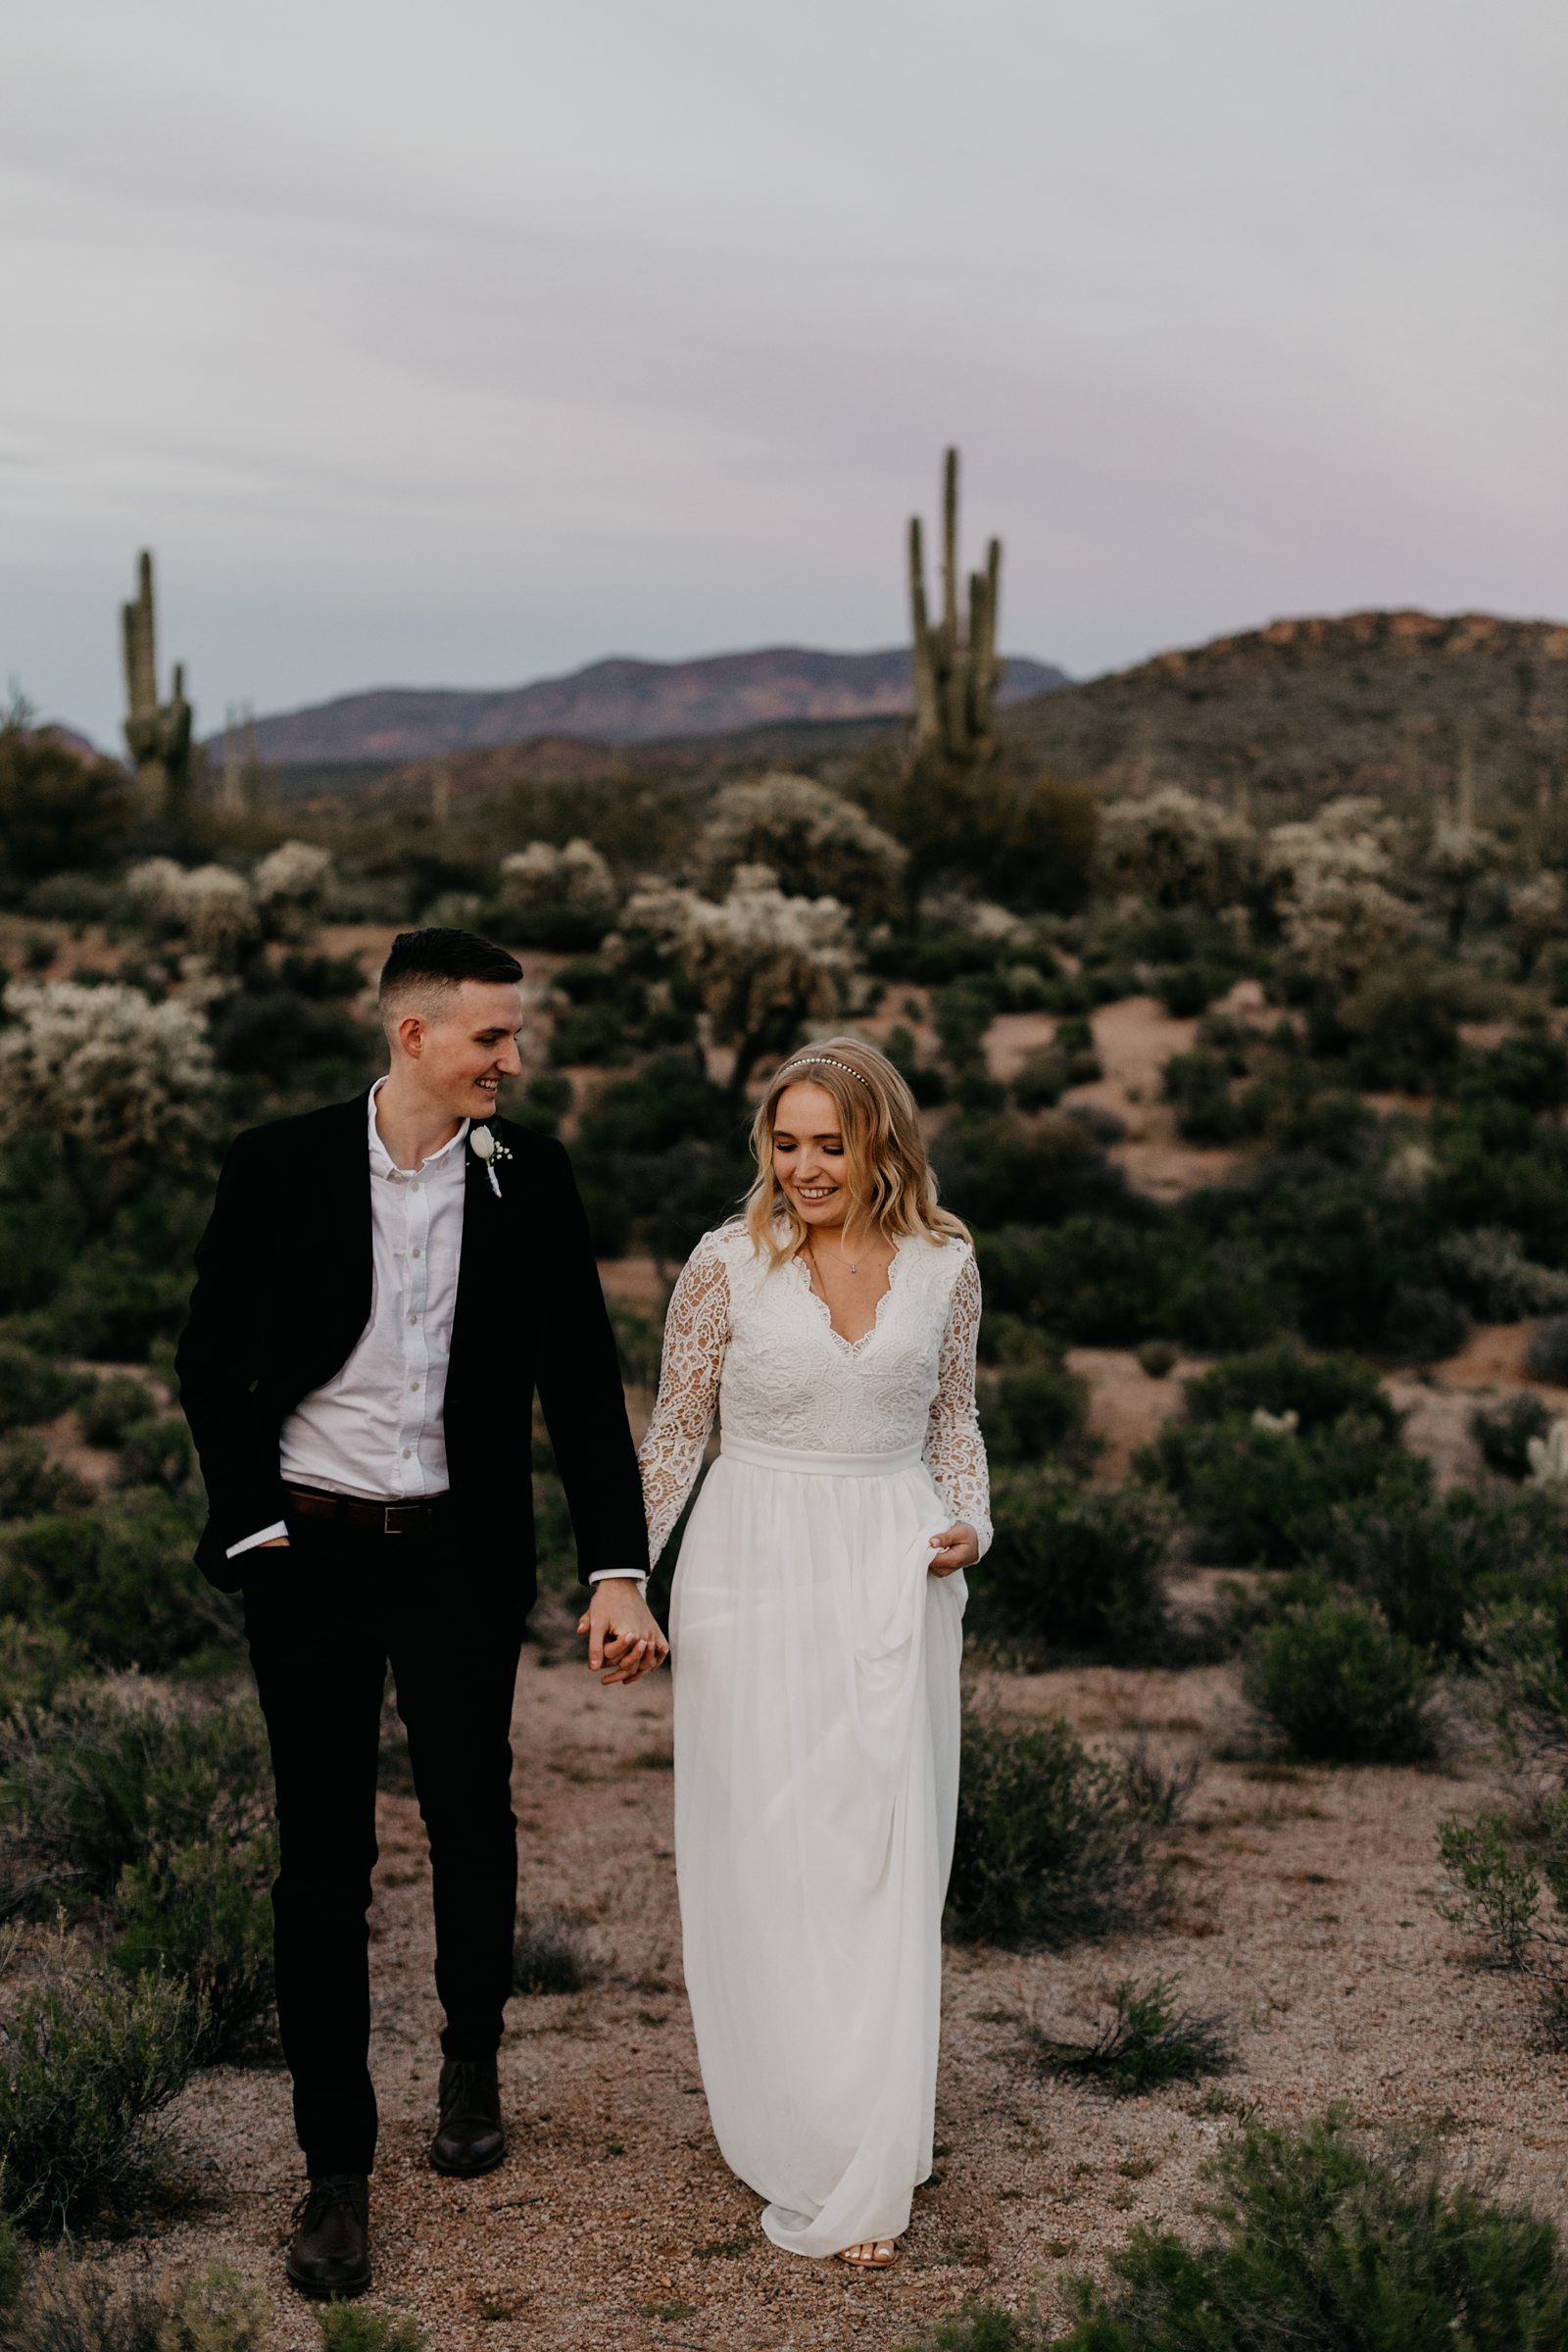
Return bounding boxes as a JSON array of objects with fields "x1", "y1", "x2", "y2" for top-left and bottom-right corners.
[{"x1": 285, "y1": 1486, "x2": 451, "y2": 1537}]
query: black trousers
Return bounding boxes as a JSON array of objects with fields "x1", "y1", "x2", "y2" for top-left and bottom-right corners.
[{"x1": 242, "y1": 1513, "x2": 526, "y2": 2177}]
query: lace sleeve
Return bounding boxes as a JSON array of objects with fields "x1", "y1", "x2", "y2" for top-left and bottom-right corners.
[
  {"x1": 638, "y1": 1235, "x2": 730, "y2": 1567},
  {"x1": 923, "y1": 1246, "x2": 992, "y2": 1557}
]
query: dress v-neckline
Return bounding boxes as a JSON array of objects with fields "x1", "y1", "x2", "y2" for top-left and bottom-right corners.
[{"x1": 794, "y1": 1236, "x2": 907, "y2": 1352}]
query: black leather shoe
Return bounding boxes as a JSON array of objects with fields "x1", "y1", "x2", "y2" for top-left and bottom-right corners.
[
  {"x1": 285, "y1": 2174, "x2": 371, "y2": 2298},
  {"x1": 429, "y1": 2056, "x2": 507, "y2": 2177}
]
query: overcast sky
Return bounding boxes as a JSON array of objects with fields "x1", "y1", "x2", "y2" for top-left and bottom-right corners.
[{"x1": 4, "y1": 0, "x2": 1564, "y2": 747}]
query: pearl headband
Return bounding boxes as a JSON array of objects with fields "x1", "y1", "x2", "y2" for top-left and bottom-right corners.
[{"x1": 776, "y1": 1054, "x2": 874, "y2": 1092}]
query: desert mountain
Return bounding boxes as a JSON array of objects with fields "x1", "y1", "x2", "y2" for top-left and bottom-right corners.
[
  {"x1": 233, "y1": 645, "x2": 1068, "y2": 766},
  {"x1": 1001, "y1": 609, "x2": 1568, "y2": 807}
]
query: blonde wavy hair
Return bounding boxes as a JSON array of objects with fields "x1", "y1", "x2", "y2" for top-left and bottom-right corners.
[{"x1": 743, "y1": 1034, "x2": 968, "y2": 1266}]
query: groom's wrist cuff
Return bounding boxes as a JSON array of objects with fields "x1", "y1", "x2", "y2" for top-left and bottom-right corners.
[
  {"x1": 226, "y1": 1520, "x2": 289, "y2": 1559},
  {"x1": 588, "y1": 1568, "x2": 648, "y2": 1595}
]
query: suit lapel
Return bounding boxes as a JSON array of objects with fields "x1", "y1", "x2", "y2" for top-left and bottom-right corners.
[{"x1": 317, "y1": 1091, "x2": 374, "y2": 1345}]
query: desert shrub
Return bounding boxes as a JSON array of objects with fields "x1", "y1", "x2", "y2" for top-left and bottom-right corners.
[
  {"x1": 3, "y1": 2253, "x2": 270, "y2": 2350},
  {"x1": 947, "y1": 1705, "x2": 1180, "y2": 1947},
  {"x1": 1338, "y1": 954, "x2": 1474, "y2": 1090},
  {"x1": 1157, "y1": 960, "x2": 1229, "y2": 1018},
  {"x1": 1383, "y1": 1281, "x2": 1468, "y2": 1364},
  {"x1": 1139, "y1": 1410, "x2": 1427, "y2": 1568},
  {"x1": 0, "y1": 1348, "x2": 85, "y2": 1438},
  {"x1": 76, "y1": 1376, "x2": 157, "y2": 1451},
  {"x1": 1527, "y1": 1316, "x2": 1568, "y2": 1384},
  {"x1": 1028, "y1": 1975, "x2": 1233, "y2": 2095},
  {"x1": 977, "y1": 1217, "x2": 1278, "y2": 1354},
  {"x1": 0, "y1": 1965, "x2": 198, "y2": 2231},
  {"x1": 1438, "y1": 1228, "x2": 1568, "y2": 1320},
  {"x1": 0, "y1": 1441, "x2": 87, "y2": 1523},
  {"x1": 112, "y1": 1417, "x2": 194, "y2": 1495},
  {"x1": 1161, "y1": 1050, "x2": 1249, "y2": 1144},
  {"x1": 978, "y1": 1362, "x2": 1096, "y2": 1472},
  {"x1": 1435, "y1": 1810, "x2": 1554, "y2": 1976},
  {"x1": 935, "y1": 1113, "x2": 1126, "y2": 1231},
  {"x1": 1009, "y1": 1047, "x2": 1068, "y2": 1112},
  {"x1": 1471, "y1": 1392, "x2": 1556, "y2": 1481},
  {"x1": 1305, "y1": 1485, "x2": 1568, "y2": 1660},
  {"x1": 969, "y1": 1470, "x2": 1174, "y2": 1661},
  {"x1": 0, "y1": 1621, "x2": 78, "y2": 1715},
  {"x1": 1242, "y1": 1595, "x2": 1438, "y2": 1762},
  {"x1": 1037, "y1": 2106, "x2": 1568, "y2": 2350},
  {"x1": 317, "y1": 2305, "x2": 429, "y2": 2351},
  {"x1": 512, "y1": 1908, "x2": 593, "y2": 1995},
  {"x1": 110, "y1": 1829, "x2": 276, "y2": 2065},
  {"x1": 40, "y1": 1250, "x2": 192, "y2": 1362},
  {"x1": 0, "y1": 1684, "x2": 273, "y2": 1914},
  {"x1": 0, "y1": 1492, "x2": 236, "y2": 1671},
  {"x1": 1177, "y1": 1338, "x2": 1398, "y2": 1439},
  {"x1": 1136, "y1": 1340, "x2": 1178, "y2": 1377}
]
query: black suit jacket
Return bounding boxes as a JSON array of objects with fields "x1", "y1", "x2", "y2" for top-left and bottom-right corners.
[{"x1": 174, "y1": 1093, "x2": 648, "y2": 1605}]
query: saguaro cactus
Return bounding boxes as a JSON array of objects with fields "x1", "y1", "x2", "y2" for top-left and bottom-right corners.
[
  {"x1": 122, "y1": 551, "x2": 193, "y2": 818},
  {"x1": 908, "y1": 448, "x2": 1003, "y2": 761}
]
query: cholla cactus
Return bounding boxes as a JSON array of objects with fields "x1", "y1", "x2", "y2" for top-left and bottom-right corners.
[
  {"x1": 254, "y1": 840, "x2": 333, "y2": 905},
  {"x1": 622, "y1": 864, "x2": 856, "y2": 1099},
  {"x1": 919, "y1": 890, "x2": 1026, "y2": 946},
  {"x1": 1264, "y1": 799, "x2": 1414, "y2": 989},
  {"x1": 0, "y1": 979, "x2": 214, "y2": 1171},
  {"x1": 1426, "y1": 819, "x2": 1502, "y2": 948},
  {"x1": 1250, "y1": 1407, "x2": 1299, "y2": 1438},
  {"x1": 126, "y1": 858, "x2": 258, "y2": 963},
  {"x1": 1097, "y1": 786, "x2": 1254, "y2": 911},
  {"x1": 501, "y1": 837, "x2": 617, "y2": 918},
  {"x1": 695, "y1": 774, "x2": 906, "y2": 924},
  {"x1": 1527, "y1": 1420, "x2": 1568, "y2": 1488},
  {"x1": 1508, "y1": 871, "x2": 1568, "y2": 979}
]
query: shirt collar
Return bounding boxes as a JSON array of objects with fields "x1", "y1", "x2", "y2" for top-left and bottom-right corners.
[{"x1": 367, "y1": 1077, "x2": 471, "y2": 1181}]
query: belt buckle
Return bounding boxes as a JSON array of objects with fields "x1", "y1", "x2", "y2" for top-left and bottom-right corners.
[{"x1": 383, "y1": 1503, "x2": 406, "y2": 1537}]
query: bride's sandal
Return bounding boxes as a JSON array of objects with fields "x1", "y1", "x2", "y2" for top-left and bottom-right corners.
[{"x1": 837, "y1": 2239, "x2": 898, "y2": 2268}]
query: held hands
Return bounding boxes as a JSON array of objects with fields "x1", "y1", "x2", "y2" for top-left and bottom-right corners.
[
  {"x1": 928, "y1": 1523, "x2": 979, "y2": 1578},
  {"x1": 576, "y1": 1579, "x2": 670, "y2": 1687}
]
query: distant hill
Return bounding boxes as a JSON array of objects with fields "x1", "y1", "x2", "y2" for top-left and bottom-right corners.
[
  {"x1": 228, "y1": 645, "x2": 1068, "y2": 765},
  {"x1": 1000, "y1": 609, "x2": 1568, "y2": 808}
]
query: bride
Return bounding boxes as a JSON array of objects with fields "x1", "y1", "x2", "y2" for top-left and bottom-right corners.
[{"x1": 636, "y1": 1035, "x2": 991, "y2": 2266}]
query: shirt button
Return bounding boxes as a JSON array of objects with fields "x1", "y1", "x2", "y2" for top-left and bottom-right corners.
[
  {"x1": 411, "y1": 1247, "x2": 420, "y2": 1259},
  {"x1": 402, "y1": 1448, "x2": 412, "y2": 1459},
  {"x1": 409, "y1": 1312, "x2": 418, "y2": 1325},
  {"x1": 412, "y1": 1181, "x2": 421, "y2": 1192},
  {"x1": 410, "y1": 1380, "x2": 420, "y2": 1392}
]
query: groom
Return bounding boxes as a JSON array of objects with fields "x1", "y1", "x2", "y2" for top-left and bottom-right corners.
[{"x1": 176, "y1": 927, "x2": 663, "y2": 2299}]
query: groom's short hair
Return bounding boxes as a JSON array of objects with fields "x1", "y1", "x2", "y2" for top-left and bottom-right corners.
[{"x1": 378, "y1": 927, "x2": 523, "y2": 1032}]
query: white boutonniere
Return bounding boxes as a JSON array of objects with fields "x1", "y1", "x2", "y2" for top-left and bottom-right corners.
[{"x1": 468, "y1": 1123, "x2": 513, "y2": 1198}]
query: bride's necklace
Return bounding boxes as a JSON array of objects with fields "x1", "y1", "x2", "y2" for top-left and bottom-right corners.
[{"x1": 808, "y1": 1231, "x2": 861, "y2": 1277}]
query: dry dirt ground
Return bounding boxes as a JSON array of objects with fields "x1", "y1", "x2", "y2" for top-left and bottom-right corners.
[{"x1": 85, "y1": 1613, "x2": 1568, "y2": 2352}]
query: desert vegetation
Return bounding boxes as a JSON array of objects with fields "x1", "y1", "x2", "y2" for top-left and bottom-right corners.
[{"x1": 5, "y1": 540, "x2": 1568, "y2": 2344}]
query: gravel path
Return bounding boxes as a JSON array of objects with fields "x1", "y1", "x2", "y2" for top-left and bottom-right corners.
[{"x1": 83, "y1": 1616, "x2": 1568, "y2": 2350}]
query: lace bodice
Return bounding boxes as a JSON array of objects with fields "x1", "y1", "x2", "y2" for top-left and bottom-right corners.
[{"x1": 638, "y1": 1218, "x2": 992, "y2": 1566}]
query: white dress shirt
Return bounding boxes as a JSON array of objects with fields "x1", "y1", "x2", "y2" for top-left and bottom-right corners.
[{"x1": 227, "y1": 1080, "x2": 645, "y2": 1591}]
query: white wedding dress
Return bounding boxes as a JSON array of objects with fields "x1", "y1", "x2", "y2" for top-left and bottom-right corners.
[{"x1": 639, "y1": 1218, "x2": 991, "y2": 2258}]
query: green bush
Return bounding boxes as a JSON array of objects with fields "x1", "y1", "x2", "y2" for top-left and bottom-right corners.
[
  {"x1": 5, "y1": 2253, "x2": 270, "y2": 2349},
  {"x1": 969, "y1": 1469, "x2": 1174, "y2": 1661},
  {"x1": 1029, "y1": 1975, "x2": 1233, "y2": 2096},
  {"x1": 1527, "y1": 1316, "x2": 1568, "y2": 1384},
  {"x1": 0, "y1": 1966, "x2": 198, "y2": 2231},
  {"x1": 0, "y1": 1492, "x2": 238, "y2": 1670},
  {"x1": 936, "y1": 1113, "x2": 1127, "y2": 1231},
  {"x1": 0, "y1": 1439, "x2": 88, "y2": 1523},
  {"x1": 1178, "y1": 1338, "x2": 1399, "y2": 1438},
  {"x1": 77, "y1": 1374, "x2": 158, "y2": 1451},
  {"x1": 0, "y1": 1618, "x2": 79, "y2": 1714},
  {"x1": 1136, "y1": 1340, "x2": 1178, "y2": 1378},
  {"x1": 317, "y1": 2304, "x2": 429, "y2": 2350},
  {"x1": 512, "y1": 1908, "x2": 594, "y2": 1995},
  {"x1": 1242, "y1": 1595, "x2": 1438, "y2": 1763},
  {"x1": 1139, "y1": 1410, "x2": 1428, "y2": 1568},
  {"x1": 1304, "y1": 1486, "x2": 1568, "y2": 1660},
  {"x1": 113, "y1": 1416, "x2": 195, "y2": 1494},
  {"x1": 978, "y1": 1362, "x2": 1097, "y2": 1472},
  {"x1": 1162, "y1": 1049, "x2": 1249, "y2": 1144},
  {"x1": 1009, "y1": 1048, "x2": 1069, "y2": 1112},
  {"x1": 41, "y1": 1250, "x2": 193, "y2": 1362},
  {"x1": 0, "y1": 1683, "x2": 273, "y2": 1913},
  {"x1": 110, "y1": 1828, "x2": 277, "y2": 2066},
  {"x1": 947, "y1": 1705, "x2": 1180, "y2": 1948},
  {"x1": 1471, "y1": 1392, "x2": 1555, "y2": 1482},
  {"x1": 0, "y1": 1346, "x2": 85, "y2": 1436},
  {"x1": 1037, "y1": 2106, "x2": 1568, "y2": 2350}
]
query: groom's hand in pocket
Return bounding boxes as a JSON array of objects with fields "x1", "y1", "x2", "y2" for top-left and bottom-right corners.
[{"x1": 576, "y1": 1579, "x2": 669, "y2": 1686}]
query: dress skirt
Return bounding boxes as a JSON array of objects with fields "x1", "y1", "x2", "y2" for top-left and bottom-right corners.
[{"x1": 668, "y1": 1432, "x2": 967, "y2": 2257}]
